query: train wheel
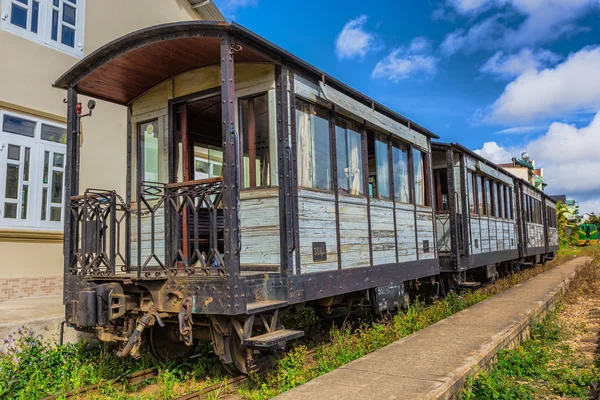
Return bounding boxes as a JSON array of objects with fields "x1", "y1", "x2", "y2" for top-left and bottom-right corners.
[
  {"x1": 222, "y1": 334, "x2": 250, "y2": 375},
  {"x1": 148, "y1": 323, "x2": 197, "y2": 362}
]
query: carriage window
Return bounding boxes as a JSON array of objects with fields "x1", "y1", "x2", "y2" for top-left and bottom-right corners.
[
  {"x1": 434, "y1": 169, "x2": 448, "y2": 211},
  {"x1": 392, "y1": 142, "x2": 410, "y2": 203},
  {"x1": 413, "y1": 149, "x2": 428, "y2": 206},
  {"x1": 498, "y1": 183, "x2": 505, "y2": 219},
  {"x1": 194, "y1": 145, "x2": 223, "y2": 180},
  {"x1": 296, "y1": 99, "x2": 331, "y2": 191},
  {"x1": 508, "y1": 187, "x2": 514, "y2": 220},
  {"x1": 485, "y1": 179, "x2": 492, "y2": 216},
  {"x1": 468, "y1": 171, "x2": 476, "y2": 214},
  {"x1": 477, "y1": 176, "x2": 484, "y2": 215},
  {"x1": 241, "y1": 94, "x2": 271, "y2": 188},
  {"x1": 335, "y1": 116, "x2": 364, "y2": 196},
  {"x1": 373, "y1": 135, "x2": 390, "y2": 199},
  {"x1": 492, "y1": 182, "x2": 499, "y2": 217},
  {"x1": 139, "y1": 120, "x2": 159, "y2": 183}
]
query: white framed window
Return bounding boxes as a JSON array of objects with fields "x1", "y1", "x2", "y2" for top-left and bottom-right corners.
[
  {"x1": 1, "y1": 0, "x2": 85, "y2": 57},
  {"x1": 0, "y1": 110, "x2": 67, "y2": 230}
]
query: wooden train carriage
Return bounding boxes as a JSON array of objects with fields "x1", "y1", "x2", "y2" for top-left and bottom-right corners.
[
  {"x1": 545, "y1": 197, "x2": 560, "y2": 250},
  {"x1": 53, "y1": 21, "x2": 440, "y2": 372},
  {"x1": 431, "y1": 143, "x2": 519, "y2": 284}
]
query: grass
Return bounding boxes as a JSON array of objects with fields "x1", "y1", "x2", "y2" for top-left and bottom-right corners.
[
  {"x1": 236, "y1": 247, "x2": 594, "y2": 399},
  {"x1": 0, "y1": 245, "x2": 593, "y2": 399},
  {"x1": 462, "y1": 245, "x2": 600, "y2": 399}
]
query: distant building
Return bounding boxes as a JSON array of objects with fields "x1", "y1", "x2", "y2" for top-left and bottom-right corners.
[
  {"x1": 549, "y1": 195, "x2": 580, "y2": 223},
  {"x1": 498, "y1": 153, "x2": 545, "y2": 191}
]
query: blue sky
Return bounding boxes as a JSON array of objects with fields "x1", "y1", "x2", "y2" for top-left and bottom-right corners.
[{"x1": 215, "y1": 0, "x2": 600, "y2": 213}]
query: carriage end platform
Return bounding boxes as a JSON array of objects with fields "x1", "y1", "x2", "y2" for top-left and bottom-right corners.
[{"x1": 275, "y1": 256, "x2": 591, "y2": 400}]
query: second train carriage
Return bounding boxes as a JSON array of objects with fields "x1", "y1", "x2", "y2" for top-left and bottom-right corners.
[
  {"x1": 54, "y1": 21, "x2": 440, "y2": 373},
  {"x1": 431, "y1": 143, "x2": 559, "y2": 287}
]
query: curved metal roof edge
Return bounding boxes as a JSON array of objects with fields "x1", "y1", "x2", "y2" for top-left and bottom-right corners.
[{"x1": 53, "y1": 21, "x2": 439, "y2": 140}]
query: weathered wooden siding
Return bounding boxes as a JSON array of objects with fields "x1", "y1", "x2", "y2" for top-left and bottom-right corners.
[
  {"x1": 370, "y1": 198, "x2": 396, "y2": 265},
  {"x1": 339, "y1": 195, "x2": 370, "y2": 269},
  {"x1": 416, "y1": 206, "x2": 435, "y2": 260},
  {"x1": 131, "y1": 206, "x2": 166, "y2": 268},
  {"x1": 548, "y1": 227, "x2": 559, "y2": 247},
  {"x1": 470, "y1": 216, "x2": 518, "y2": 255},
  {"x1": 396, "y1": 202, "x2": 417, "y2": 262},
  {"x1": 240, "y1": 188, "x2": 281, "y2": 267},
  {"x1": 469, "y1": 216, "x2": 482, "y2": 254},
  {"x1": 297, "y1": 189, "x2": 338, "y2": 273},
  {"x1": 526, "y1": 222, "x2": 545, "y2": 248}
]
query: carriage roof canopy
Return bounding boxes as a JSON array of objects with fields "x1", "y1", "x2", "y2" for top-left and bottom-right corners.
[{"x1": 54, "y1": 21, "x2": 439, "y2": 139}]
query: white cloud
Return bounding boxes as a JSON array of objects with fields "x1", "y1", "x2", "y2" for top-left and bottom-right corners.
[
  {"x1": 335, "y1": 15, "x2": 378, "y2": 60},
  {"x1": 494, "y1": 125, "x2": 546, "y2": 135},
  {"x1": 440, "y1": 0, "x2": 600, "y2": 55},
  {"x1": 483, "y1": 46, "x2": 600, "y2": 123},
  {"x1": 474, "y1": 142, "x2": 519, "y2": 164},
  {"x1": 481, "y1": 49, "x2": 561, "y2": 79},
  {"x1": 475, "y1": 113, "x2": 600, "y2": 213},
  {"x1": 372, "y1": 37, "x2": 438, "y2": 82}
]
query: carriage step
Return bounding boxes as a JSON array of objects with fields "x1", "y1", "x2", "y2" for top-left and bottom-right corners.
[
  {"x1": 242, "y1": 329, "x2": 304, "y2": 348},
  {"x1": 246, "y1": 300, "x2": 288, "y2": 314},
  {"x1": 458, "y1": 281, "x2": 482, "y2": 289}
]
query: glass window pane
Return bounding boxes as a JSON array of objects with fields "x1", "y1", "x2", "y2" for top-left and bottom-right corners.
[
  {"x1": 140, "y1": 120, "x2": 159, "y2": 182},
  {"x1": 5, "y1": 164, "x2": 19, "y2": 199},
  {"x1": 51, "y1": 171, "x2": 63, "y2": 203},
  {"x1": 43, "y1": 151, "x2": 49, "y2": 184},
  {"x1": 16, "y1": 0, "x2": 28, "y2": 4},
  {"x1": 4, "y1": 203, "x2": 17, "y2": 219},
  {"x1": 50, "y1": 207, "x2": 61, "y2": 222},
  {"x1": 31, "y1": 1, "x2": 39, "y2": 33},
  {"x1": 51, "y1": 9, "x2": 58, "y2": 41},
  {"x1": 41, "y1": 124, "x2": 67, "y2": 143},
  {"x1": 241, "y1": 95, "x2": 271, "y2": 188},
  {"x1": 296, "y1": 99, "x2": 331, "y2": 191},
  {"x1": 62, "y1": 3, "x2": 75, "y2": 24},
  {"x1": 23, "y1": 148, "x2": 30, "y2": 181},
  {"x1": 335, "y1": 117, "x2": 363, "y2": 196},
  {"x1": 21, "y1": 185, "x2": 28, "y2": 219},
  {"x1": 375, "y1": 139, "x2": 390, "y2": 198},
  {"x1": 10, "y1": 4, "x2": 27, "y2": 29},
  {"x1": 53, "y1": 0, "x2": 59, "y2": 6},
  {"x1": 61, "y1": 25, "x2": 75, "y2": 47},
  {"x1": 477, "y1": 177, "x2": 484, "y2": 215},
  {"x1": 3, "y1": 115, "x2": 35, "y2": 137},
  {"x1": 41, "y1": 187, "x2": 47, "y2": 221},
  {"x1": 485, "y1": 180, "x2": 492, "y2": 216},
  {"x1": 467, "y1": 172, "x2": 475, "y2": 214},
  {"x1": 53, "y1": 153, "x2": 64, "y2": 167},
  {"x1": 413, "y1": 150, "x2": 425, "y2": 206},
  {"x1": 392, "y1": 144, "x2": 409, "y2": 203},
  {"x1": 7, "y1": 144, "x2": 20, "y2": 161}
]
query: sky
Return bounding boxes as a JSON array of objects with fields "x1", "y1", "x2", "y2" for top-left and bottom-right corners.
[{"x1": 214, "y1": 0, "x2": 600, "y2": 213}]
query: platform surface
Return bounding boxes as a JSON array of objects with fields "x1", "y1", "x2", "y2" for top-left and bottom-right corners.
[
  {"x1": 0, "y1": 295, "x2": 90, "y2": 344},
  {"x1": 276, "y1": 256, "x2": 591, "y2": 400}
]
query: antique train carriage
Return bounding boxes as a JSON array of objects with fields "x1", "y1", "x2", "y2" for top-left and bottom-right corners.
[
  {"x1": 431, "y1": 143, "x2": 520, "y2": 286},
  {"x1": 431, "y1": 143, "x2": 558, "y2": 287},
  {"x1": 54, "y1": 21, "x2": 440, "y2": 373},
  {"x1": 515, "y1": 180, "x2": 559, "y2": 263}
]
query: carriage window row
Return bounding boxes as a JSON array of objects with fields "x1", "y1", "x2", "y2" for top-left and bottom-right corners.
[
  {"x1": 523, "y1": 194, "x2": 543, "y2": 224},
  {"x1": 295, "y1": 98, "x2": 429, "y2": 206},
  {"x1": 467, "y1": 171, "x2": 514, "y2": 219}
]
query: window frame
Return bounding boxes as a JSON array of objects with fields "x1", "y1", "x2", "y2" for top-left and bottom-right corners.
[
  {"x1": 0, "y1": 110, "x2": 66, "y2": 230},
  {"x1": 334, "y1": 114, "x2": 365, "y2": 197},
  {"x1": 391, "y1": 139, "x2": 411, "y2": 204},
  {"x1": 1, "y1": 0, "x2": 85, "y2": 58},
  {"x1": 371, "y1": 131, "x2": 391, "y2": 200}
]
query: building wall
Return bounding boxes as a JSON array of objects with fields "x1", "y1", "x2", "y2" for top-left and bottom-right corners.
[{"x1": 0, "y1": 0, "x2": 208, "y2": 299}]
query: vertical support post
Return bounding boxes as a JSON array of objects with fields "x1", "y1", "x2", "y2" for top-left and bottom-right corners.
[
  {"x1": 446, "y1": 147, "x2": 460, "y2": 270},
  {"x1": 126, "y1": 106, "x2": 132, "y2": 272},
  {"x1": 388, "y1": 139, "x2": 399, "y2": 263},
  {"x1": 329, "y1": 107, "x2": 342, "y2": 270},
  {"x1": 408, "y1": 145, "x2": 419, "y2": 260},
  {"x1": 362, "y1": 123, "x2": 373, "y2": 266},
  {"x1": 63, "y1": 88, "x2": 78, "y2": 305},
  {"x1": 275, "y1": 64, "x2": 292, "y2": 279},
  {"x1": 459, "y1": 153, "x2": 471, "y2": 260},
  {"x1": 221, "y1": 34, "x2": 241, "y2": 313},
  {"x1": 427, "y1": 142, "x2": 437, "y2": 260},
  {"x1": 289, "y1": 71, "x2": 301, "y2": 275}
]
